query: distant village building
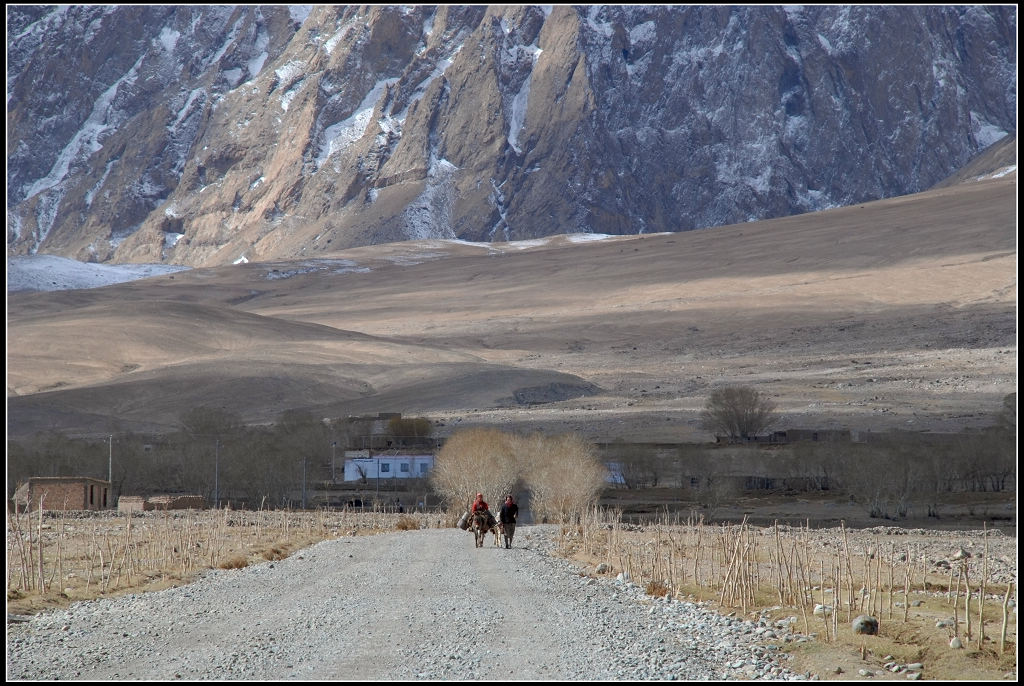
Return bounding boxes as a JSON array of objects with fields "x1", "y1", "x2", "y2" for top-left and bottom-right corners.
[
  {"x1": 771, "y1": 428, "x2": 853, "y2": 443},
  {"x1": 12, "y1": 477, "x2": 111, "y2": 512},
  {"x1": 604, "y1": 461, "x2": 627, "y2": 486},
  {"x1": 714, "y1": 428, "x2": 853, "y2": 444},
  {"x1": 346, "y1": 413, "x2": 403, "y2": 450},
  {"x1": 344, "y1": 412, "x2": 440, "y2": 451},
  {"x1": 341, "y1": 451, "x2": 434, "y2": 482}
]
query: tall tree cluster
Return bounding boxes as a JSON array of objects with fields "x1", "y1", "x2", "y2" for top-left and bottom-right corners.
[{"x1": 431, "y1": 428, "x2": 607, "y2": 523}]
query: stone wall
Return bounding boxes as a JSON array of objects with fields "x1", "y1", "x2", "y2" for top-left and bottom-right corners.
[
  {"x1": 116, "y1": 496, "x2": 149, "y2": 514},
  {"x1": 117, "y1": 494, "x2": 207, "y2": 512},
  {"x1": 147, "y1": 495, "x2": 207, "y2": 510}
]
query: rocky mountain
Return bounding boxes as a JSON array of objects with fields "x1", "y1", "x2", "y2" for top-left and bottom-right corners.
[{"x1": 7, "y1": 5, "x2": 1017, "y2": 267}]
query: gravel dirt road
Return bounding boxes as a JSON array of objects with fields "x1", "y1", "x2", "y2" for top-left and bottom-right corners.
[{"x1": 7, "y1": 525, "x2": 802, "y2": 681}]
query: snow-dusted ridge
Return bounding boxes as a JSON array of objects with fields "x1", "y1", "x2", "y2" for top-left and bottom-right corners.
[
  {"x1": 7, "y1": 255, "x2": 190, "y2": 293},
  {"x1": 7, "y1": 234, "x2": 641, "y2": 292}
]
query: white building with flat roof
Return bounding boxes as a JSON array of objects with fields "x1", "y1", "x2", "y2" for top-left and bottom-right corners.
[{"x1": 341, "y1": 451, "x2": 434, "y2": 481}]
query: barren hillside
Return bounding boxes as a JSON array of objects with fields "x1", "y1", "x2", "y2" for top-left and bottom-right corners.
[{"x1": 6, "y1": 170, "x2": 1017, "y2": 441}]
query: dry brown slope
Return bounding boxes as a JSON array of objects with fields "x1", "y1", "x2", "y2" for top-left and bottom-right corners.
[
  {"x1": 930, "y1": 132, "x2": 1016, "y2": 189},
  {"x1": 6, "y1": 173, "x2": 1016, "y2": 440}
]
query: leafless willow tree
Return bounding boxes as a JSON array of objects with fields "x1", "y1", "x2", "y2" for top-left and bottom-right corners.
[
  {"x1": 430, "y1": 428, "x2": 607, "y2": 522},
  {"x1": 699, "y1": 386, "x2": 778, "y2": 441},
  {"x1": 521, "y1": 432, "x2": 607, "y2": 524},
  {"x1": 429, "y1": 427, "x2": 519, "y2": 513}
]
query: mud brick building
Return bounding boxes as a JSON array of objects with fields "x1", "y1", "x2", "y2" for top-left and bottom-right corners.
[{"x1": 12, "y1": 477, "x2": 111, "y2": 512}]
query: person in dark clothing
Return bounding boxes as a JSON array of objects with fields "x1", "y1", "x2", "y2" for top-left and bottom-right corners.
[{"x1": 498, "y1": 494, "x2": 518, "y2": 548}]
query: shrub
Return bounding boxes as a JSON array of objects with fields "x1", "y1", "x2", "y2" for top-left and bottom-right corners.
[
  {"x1": 395, "y1": 515, "x2": 419, "y2": 531},
  {"x1": 261, "y1": 546, "x2": 288, "y2": 561},
  {"x1": 218, "y1": 555, "x2": 249, "y2": 569},
  {"x1": 645, "y1": 579, "x2": 672, "y2": 598}
]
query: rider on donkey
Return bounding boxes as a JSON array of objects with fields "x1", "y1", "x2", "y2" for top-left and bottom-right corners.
[{"x1": 470, "y1": 493, "x2": 497, "y2": 530}]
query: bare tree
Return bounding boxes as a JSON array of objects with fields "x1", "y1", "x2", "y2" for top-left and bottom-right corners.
[
  {"x1": 521, "y1": 432, "x2": 607, "y2": 524},
  {"x1": 607, "y1": 439, "x2": 661, "y2": 488},
  {"x1": 430, "y1": 427, "x2": 519, "y2": 513},
  {"x1": 431, "y1": 428, "x2": 606, "y2": 524},
  {"x1": 788, "y1": 441, "x2": 841, "y2": 491},
  {"x1": 996, "y1": 392, "x2": 1016, "y2": 435},
  {"x1": 699, "y1": 386, "x2": 778, "y2": 441}
]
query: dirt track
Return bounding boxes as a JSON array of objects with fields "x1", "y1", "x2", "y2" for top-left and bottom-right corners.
[{"x1": 6, "y1": 526, "x2": 802, "y2": 681}]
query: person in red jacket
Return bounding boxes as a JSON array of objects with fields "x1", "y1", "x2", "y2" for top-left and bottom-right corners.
[{"x1": 469, "y1": 493, "x2": 496, "y2": 533}]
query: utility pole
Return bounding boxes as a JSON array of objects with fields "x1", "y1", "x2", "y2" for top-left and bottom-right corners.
[
  {"x1": 214, "y1": 438, "x2": 220, "y2": 509},
  {"x1": 302, "y1": 457, "x2": 307, "y2": 509},
  {"x1": 108, "y1": 434, "x2": 113, "y2": 485},
  {"x1": 372, "y1": 448, "x2": 378, "y2": 503},
  {"x1": 331, "y1": 441, "x2": 337, "y2": 483}
]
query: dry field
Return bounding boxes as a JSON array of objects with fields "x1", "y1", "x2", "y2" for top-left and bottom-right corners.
[
  {"x1": 562, "y1": 511, "x2": 1017, "y2": 681},
  {"x1": 5, "y1": 508, "x2": 440, "y2": 617}
]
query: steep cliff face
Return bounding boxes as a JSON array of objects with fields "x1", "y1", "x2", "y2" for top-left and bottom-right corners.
[{"x1": 7, "y1": 5, "x2": 1017, "y2": 266}]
